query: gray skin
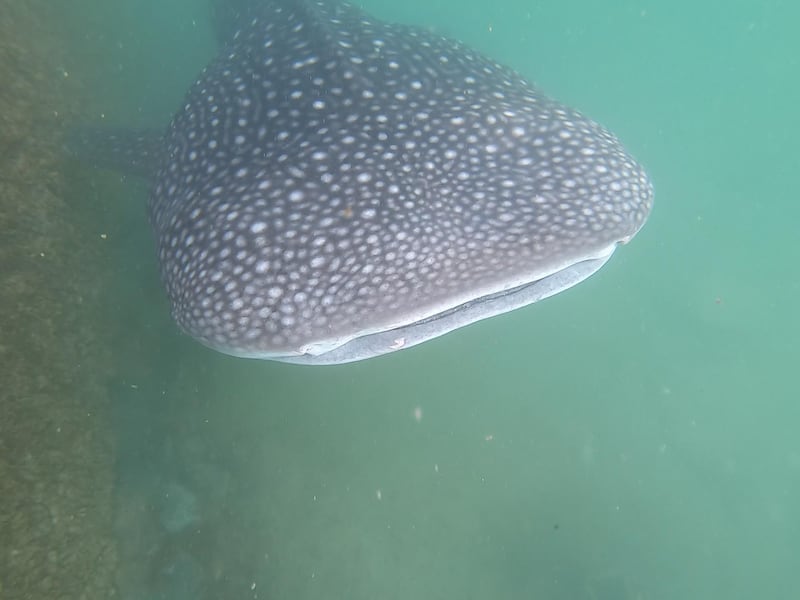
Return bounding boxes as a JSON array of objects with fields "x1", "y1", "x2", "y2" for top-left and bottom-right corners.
[{"x1": 78, "y1": 0, "x2": 654, "y2": 364}]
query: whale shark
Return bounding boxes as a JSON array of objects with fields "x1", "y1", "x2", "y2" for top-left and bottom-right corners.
[{"x1": 70, "y1": 0, "x2": 653, "y2": 364}]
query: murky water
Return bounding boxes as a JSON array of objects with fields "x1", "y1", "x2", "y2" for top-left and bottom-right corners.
[{"x1": 2, "y1": 1, "x2": 798, "y2": 598}]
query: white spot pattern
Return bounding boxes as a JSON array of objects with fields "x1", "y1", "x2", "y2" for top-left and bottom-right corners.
[{"x1": 148, "y1": 0, "x2": 653, "y2": 362}]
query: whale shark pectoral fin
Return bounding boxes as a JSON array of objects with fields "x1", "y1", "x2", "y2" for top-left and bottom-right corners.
[{"x1": 64, "y1": 126, "x2": 164, "y2": 180}]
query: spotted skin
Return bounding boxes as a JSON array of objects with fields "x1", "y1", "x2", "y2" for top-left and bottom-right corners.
[{"x1": 95, "y1": 0, "x2": 655, "y2": 363}]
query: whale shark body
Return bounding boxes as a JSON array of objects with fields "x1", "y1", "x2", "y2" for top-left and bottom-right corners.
[{"x1": 71, "y1": 0, "x2": 653, "y2": 364}]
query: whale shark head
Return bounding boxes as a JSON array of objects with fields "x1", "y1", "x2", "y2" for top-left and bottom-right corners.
[{"x1": 71, "y1": 0, "x2": 653, "y2": 364}]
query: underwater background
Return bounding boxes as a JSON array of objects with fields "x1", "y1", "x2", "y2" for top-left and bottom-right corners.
[{"x1": 1, "y1": 0, "x2": 798, "y2": 598}]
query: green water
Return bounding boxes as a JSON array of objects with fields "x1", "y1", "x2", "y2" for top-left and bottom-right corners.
[{"x1": 64, "y1": 0, "x2": 800, "y2": 598}]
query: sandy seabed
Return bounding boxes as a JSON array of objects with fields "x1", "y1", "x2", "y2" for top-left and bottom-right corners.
[{"x1": 0, "y1": 1, "x2": 119, "y2": 597}]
